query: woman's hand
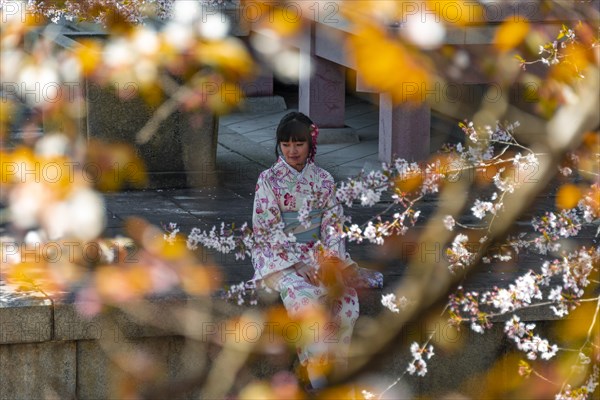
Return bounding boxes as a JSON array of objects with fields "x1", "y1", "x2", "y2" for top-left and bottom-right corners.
[{"x1": 293, "y1": 262, "x2": 319, "y2": 286}]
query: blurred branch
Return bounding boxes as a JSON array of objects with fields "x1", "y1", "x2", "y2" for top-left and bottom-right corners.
[
  {"x1": 201, "y1": 310, "x2": 264, "y2": 399},
  {"x1": 135, "y1": 74, "x2": 197, "y2": 145}
]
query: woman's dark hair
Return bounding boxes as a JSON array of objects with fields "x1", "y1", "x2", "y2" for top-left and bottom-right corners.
[{"x1": 275, "y1": 112, "x2": 315, "y2": 160}]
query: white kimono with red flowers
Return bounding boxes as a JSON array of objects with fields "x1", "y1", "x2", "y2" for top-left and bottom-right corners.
[
  {"x1": 251, "y1": 157, "x2": 348, "y2": 282},
  {"x1": 251, "y1": 157, "x2": 359, "y2": 366}
]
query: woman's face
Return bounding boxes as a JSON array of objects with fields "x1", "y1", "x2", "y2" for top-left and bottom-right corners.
[{"x1": 280, "y1": 140, "x2": 309, "y2": 171}]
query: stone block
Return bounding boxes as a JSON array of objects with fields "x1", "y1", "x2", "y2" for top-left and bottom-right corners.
[
  {"x1": 236, "y1": 95, "x2": 287, "y2": 114},
  {"x1": 465, "y1": 26, "x2": 496, "y2": 45},
  {"x1": 76, "y1": 336, "x2": 207, "y2": 400},
  {"x1": 317, "y1": 126, "x2": 360, "y2": 144},
  {"x1": 85, "y1": 81, "x2": 219, "y2": 188},
  {"x1": 242, "y1": 72, "x2": 274, "y2": 97},
  {"x1": 0, "y1": 341, "x2": 76, "y2": 399},
  {"x1": 54, "y1": 296, "x2": 190, "y2": 342},
  {"x1": 0, "y1": 301, "x2": 52, "y2": 344},
  {"x1": 445, "y1": 27, "x2": 466, "y2": 45}
]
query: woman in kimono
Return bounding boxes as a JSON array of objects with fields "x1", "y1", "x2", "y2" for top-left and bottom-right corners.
[{"x1": 251, "y1": 112, "x2": 381, "y2": 390}]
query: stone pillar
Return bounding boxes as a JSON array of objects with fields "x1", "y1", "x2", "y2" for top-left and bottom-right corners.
[
  {"x1": 379, "y1": 93, "x2": 430, "y2": 163},
  {"x1": 85, "y1": 81, "x2": 218, "y2": 188},
  {"x1": 299, "y1": 23, "x2": 345, "y2": 128}
]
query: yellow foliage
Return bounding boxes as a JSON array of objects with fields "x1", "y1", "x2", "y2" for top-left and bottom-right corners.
[
  {"x1": 495, "y1": 19, "x2": 530, "y2": 53},
  {"x1": 554, "y1": 300, "x2": 599, "y2": 344},
  {"x1": 317, "y1": 384, "x2": 357, "y2": 399},
  {"x1": 556, "y1": 184, "x2": 583, "y2": 210},
  {"x1": 6, "y1": 261, "x2": 62, "y2": 294},
  {"x1": 470, "y1": 352, "x2": 558, "y2": 399},
  {"x1": 86, "y1": 140, "x2": 147, "y2": 191},
  {"x1": 348, "y1": 24, "x2": 433, "y2": 104},
  {"x1": 582, "y1": 131, "x2": 600, "y2": 150},
  {"x1": 194, "y1": 38, "x2": 254, "y2": 79},
  {"x1": 550, "y1": 43, "x2": 591, "y2": 82},
  {"x1": 0, "y1": 98, "x2": 14, "y2": 139},
  {"x1": 395, "y1": 170, "x2": 423, "y2": 194},
  {"x1": 74, "y1": 39, "x2": 103, "y2": 76},
  {"x1": 427, "y1": 0, "x2": 483, "y2": 26},
  {"x1": 342, "y1": 0, "x2": 400, "y2": 22}
]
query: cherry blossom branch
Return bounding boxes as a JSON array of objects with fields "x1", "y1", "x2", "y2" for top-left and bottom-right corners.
[{"x1": 337, "y1": 64, "x2": 600, "y2": 393}]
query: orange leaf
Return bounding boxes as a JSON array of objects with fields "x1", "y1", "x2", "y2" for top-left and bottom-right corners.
[
  {"x1": 495, "y1": 19, "x2": 530, "y2": 53},
  {"x1": 556, "y1": 184, "x2": 582, "y2": 210},
  {"x1": 395, "y1": 171, "x2": 423, "y2": 194}
]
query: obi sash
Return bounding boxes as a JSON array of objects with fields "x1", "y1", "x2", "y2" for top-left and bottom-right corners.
[{"x1": 282, "y1": 210, "x2": 322, "y2": 243}]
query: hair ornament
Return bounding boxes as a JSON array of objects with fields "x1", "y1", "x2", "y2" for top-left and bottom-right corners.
[{"x1": 309, "y1": 123, "x2": 319, "y2": 162}]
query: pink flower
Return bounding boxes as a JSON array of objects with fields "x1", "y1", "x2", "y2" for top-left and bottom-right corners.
[{"x1": 284, "y1": 193, "x2": 295, "y2": 207}]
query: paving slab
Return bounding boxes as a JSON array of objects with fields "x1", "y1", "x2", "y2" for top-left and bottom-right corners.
[{"x1": 346, "y1": 114, "x2": 379, "y2": 131}]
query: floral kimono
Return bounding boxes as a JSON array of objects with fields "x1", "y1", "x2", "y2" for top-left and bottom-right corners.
[
  {"x1": 251, "y1": 157, "x2": 350, "y2": 279},
  {"x1": 251, "y1": 157, "x2": 360, "y2": 365}
]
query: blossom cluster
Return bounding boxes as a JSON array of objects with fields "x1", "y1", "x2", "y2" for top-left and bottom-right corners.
[
  {"x1": 537, "y1": 25, "x2": 577, "y2": 68},
  {"x1": 531, "y1": 209, "x2": 582, "y2": 254},
  {"x1": 445, "y1": 233, "x2": 475, "y2": 273},
  {"x1": 504, "y1": 316, "x2": 558, "y2": 361},
  {"x1": 380, "y1": 293, "x2": 410, "y2": 313},
  {"x1": 297, "y1": 191, "x2": 329, "y2": 229},
  {"x1": 406, "y1": 342, "x2": 434, "y2": 377},
  {"x1": 345, "y1": 209, "x2": 420, "y2": 245},
  {"x1": 7, "y1": 0, "x2": 175, "y2": 24},
  {"x1": 336, "y1": 168, "x2": 390, "y2": 208},
  {"x1": 219, "y1": 280, "x2": 260, "y2": 306},
  {"x1": 187, "y1": 222, "x2": 254, "y2": 261},
  {"x1": 3, "y1": 0, "x2": 234, "y2": 25},
  {"x1": 163, "y1": 222, "x2": 180, "y2": 244},
  {"x1": 517, "y1": 23, "x2": 597, "y2": 78},
  {"x1": 448, "y1": 287, "x2": 491, "y2": 334},
  {"x1": 450, "y1": 247, "x2": 597, "y2": 324}
]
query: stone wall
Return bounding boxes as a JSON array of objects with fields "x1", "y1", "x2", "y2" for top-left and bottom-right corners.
[{"x1": 0, "y1": 288, "x2": 539, "y2": 399}]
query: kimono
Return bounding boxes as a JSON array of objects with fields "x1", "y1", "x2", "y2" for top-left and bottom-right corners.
[
  {"x1": 251, "y1": 157, "x2": 351, "y2": 280},
  {"x1": 251, "y1": 157, "x2": 359, "y2": 366}
]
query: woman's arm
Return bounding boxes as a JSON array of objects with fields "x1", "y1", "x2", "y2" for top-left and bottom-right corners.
[
  {"x1": 251, "y1": 171, "x2": 299, "y2": 279},
  {"x1": 320, "y1": 176, "x2": 347, "y2": 260}
]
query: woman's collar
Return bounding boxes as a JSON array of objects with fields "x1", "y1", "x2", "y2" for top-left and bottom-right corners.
[{"x1": 277, "y1": 156, "x2": 311, "y2": 176}]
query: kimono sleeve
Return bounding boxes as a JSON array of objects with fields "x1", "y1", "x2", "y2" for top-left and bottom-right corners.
[
  {"x1": 251, "y1": 171, "x2": 297, "y2": 279},
  {"x1": 319, "y1": 174, "x2": 348, "y2": 260}
]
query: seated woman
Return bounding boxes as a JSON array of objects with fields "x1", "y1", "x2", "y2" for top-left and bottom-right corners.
[{"x1": 251, "y1": 111, "x2": 382, "y2": 390}]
